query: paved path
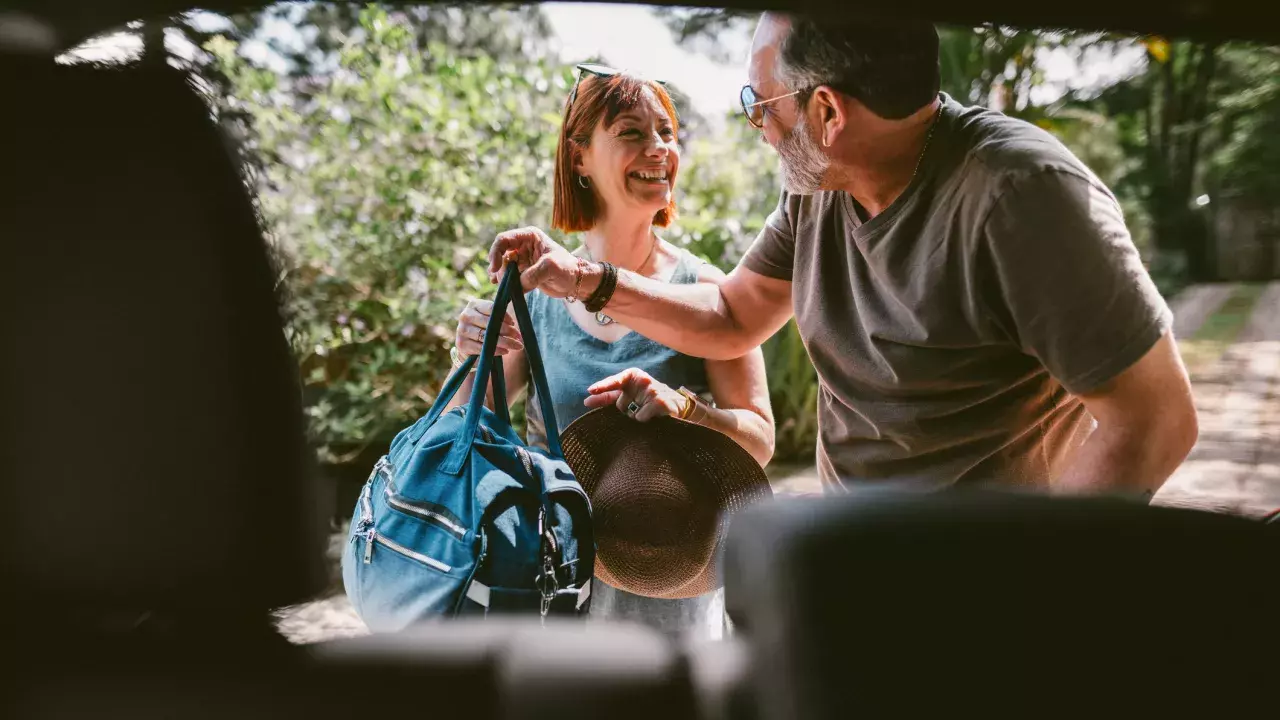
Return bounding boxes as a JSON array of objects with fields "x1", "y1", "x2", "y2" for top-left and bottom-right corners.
[
  {"x1": 1155, "y1": 282, "x2": 1280, "y2": 517},
  {"x1": 1169, "y1": 283, "x2": 1235, "y2": 339}
]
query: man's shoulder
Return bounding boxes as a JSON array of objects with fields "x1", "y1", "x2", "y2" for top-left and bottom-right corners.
[
  {"x1": 774, "y1": 188, "x2": 845, "y2": 226},
  {"x1": 945, "y1": 97, "x2": 1099, "y2": 192}
]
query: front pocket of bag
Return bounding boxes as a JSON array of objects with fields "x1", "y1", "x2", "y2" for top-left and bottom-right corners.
[
  {"x1": 347, "y1": 454, "x2": 478, "y2": 631},
  {"x1": 350, "y1": 526, "x2": 468, "y2": 632}
]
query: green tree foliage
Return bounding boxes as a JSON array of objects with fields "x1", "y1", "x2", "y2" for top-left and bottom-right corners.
[
  {"x1": 210, "y1": 6, "x2": 569, "y2": 463},
  {"x1": 1207, "y1": 45, "x2": 1280, "y2": 203}
]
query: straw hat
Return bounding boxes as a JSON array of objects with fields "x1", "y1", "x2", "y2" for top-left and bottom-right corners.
[{"x1": 560, "y1": 407, "x2": 773, "y2": 599}]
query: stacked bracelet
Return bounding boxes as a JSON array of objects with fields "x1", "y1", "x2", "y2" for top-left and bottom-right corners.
[
  {"x1": 583, "y1": 261, "x2": 618, "y2": 313},
  {"x1": 565, "y1": 258, "x2": 589, "y2": 304}
]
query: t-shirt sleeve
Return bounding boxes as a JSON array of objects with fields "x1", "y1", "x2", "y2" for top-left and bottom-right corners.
[
  {"x1": 981, "y1": 170, "x2": 1173, "y2": 396},
  {"x1": 741, "y1": 188, "x2": 797, "y2": 280}
]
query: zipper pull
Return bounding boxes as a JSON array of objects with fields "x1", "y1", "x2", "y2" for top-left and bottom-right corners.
[
  {"x1": 537, "y1": 553, "x2": 558, "y2": 624},
  {"x1": 358, "y1": 477, "x2": 377, "y2": 529},
  {"x1": 363, "y1": 529, "x2": 375, "y2": 564}
]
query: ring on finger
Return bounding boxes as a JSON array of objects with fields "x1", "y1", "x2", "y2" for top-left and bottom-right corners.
[{"x1": 626, "y1": 399, "x2": 644, "y2": 417}]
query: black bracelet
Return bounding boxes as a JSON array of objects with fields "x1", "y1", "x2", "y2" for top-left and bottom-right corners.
[
  {"x1": 584, "y1": 262, "x2": 615, "y2": 312},
  {"x1": 602, "y1": 262, "x2": 619, "y2": 308},
  {"x1": 583, "y1": 261, "x2": 618, "y2": 313}
]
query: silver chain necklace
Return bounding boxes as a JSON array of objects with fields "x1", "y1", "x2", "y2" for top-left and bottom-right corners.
[
  {"x1": 910, "y1": 102, "x2": 943, "y2": 182},
  {"x1": 575, "y1": 236, "x2": 658, "y2": 326}
]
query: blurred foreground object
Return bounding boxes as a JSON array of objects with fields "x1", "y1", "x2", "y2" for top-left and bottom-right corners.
[
  {"x1": 0, "y1": 52, "x2": 326, "y2": 630},
  {"x1": 723, "y1": 490, "x2": 1279, "y2": 717}
]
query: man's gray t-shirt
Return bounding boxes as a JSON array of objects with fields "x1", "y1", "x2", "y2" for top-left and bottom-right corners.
[{"x1": 743, "y1": 94, "x2": 1172, "y2": 490}]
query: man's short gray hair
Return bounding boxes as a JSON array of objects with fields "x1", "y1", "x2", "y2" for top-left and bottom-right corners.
[{"x1": 769, "y1": 13, "x2": 941, "y2": 120}]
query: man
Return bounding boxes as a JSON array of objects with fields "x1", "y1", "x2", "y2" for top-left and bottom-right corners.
[{"x1": 490, "y1": 13, "x2": 1198, "y2": 498}]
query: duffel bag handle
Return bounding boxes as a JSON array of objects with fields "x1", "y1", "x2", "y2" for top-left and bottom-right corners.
[{"x1": 436, "y1": 260, "x2": 563, "y2": 475}]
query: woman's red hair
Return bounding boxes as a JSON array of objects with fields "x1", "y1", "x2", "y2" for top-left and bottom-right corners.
[{"x1": 552, "y1": 72, "x2": 680, "y2": 233}]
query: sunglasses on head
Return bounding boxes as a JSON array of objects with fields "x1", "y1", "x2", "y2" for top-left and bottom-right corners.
[
  {"x1": 739, "y1": 85, "x2": 805, "y2": 129},
  {"x1": 567, "y1": 62, "x2": 668, "y2": 110}
]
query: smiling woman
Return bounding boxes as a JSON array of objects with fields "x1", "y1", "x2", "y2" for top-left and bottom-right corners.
[
  {"x1": 446, "y1": 63, "x2": 776, "y2": 638},
  {"x1": 553, "y1": 67, "x2": 682, "y2": 232}
]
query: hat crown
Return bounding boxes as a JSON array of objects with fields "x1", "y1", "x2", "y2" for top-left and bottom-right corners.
[
  {"x1": 593, "y1": 443, "x2": 719, "y2": 595},
  {"x1": 561, "y1": 409, "x2": 773, "y2": 599}
]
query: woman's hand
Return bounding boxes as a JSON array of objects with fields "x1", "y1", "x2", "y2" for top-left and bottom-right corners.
[
  {"x1": 585, "y1": 368, "x2": 690, "y2": 422},
  {"x1": 454, "y1": 299, "x2": 522, "y2": 358},
  {"x1": 489, "y1": 226, "x2": 589, "y2": 298}
]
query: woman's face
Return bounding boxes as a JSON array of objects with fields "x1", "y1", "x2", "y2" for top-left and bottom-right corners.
[{"x1": 577, "y1": 87, "x2": 680, "y2": 221}]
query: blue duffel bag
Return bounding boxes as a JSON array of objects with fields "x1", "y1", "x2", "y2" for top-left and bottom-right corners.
[{"x1": 341, "y1": 261, "x2": 594, "y2": 631}]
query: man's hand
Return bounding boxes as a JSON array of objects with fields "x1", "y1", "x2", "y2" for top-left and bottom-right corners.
[{"x1": 488, "y1": 226, "x2": 595, "y2": 298}]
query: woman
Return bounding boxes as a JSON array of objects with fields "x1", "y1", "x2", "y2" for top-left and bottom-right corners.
[{"x1": 446, "y1": 65, "x2": 775, "y2": 639}]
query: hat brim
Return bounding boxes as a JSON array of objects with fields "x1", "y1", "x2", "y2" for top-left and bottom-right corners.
[{"x1": 560, "y1": 407, "x2": 774, "y2": 599}]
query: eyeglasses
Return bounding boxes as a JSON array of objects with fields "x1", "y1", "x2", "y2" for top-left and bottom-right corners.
[
  {"x1": 739, "y1": 85, "x2": 804, "y2": 129},
  {"x1": 568, "y1": 63, "x2": 617, "y2": 108},
  {"x1": 567, "y1": 62, "x2": 668, "y2": 111}
]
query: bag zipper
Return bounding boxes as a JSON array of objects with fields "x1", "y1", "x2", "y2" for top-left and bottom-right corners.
[
  {"x1": 385, "y1": 492, "x2": 467, "y2": 540},
  {"x1": 516, "y1": 446, "x2": 535, "y2": 478},
  {"x1": 362, "y1": 527, "x2": 451, "y2": 573},
  {"x1": 359, "y1": 478, "x2": 375, "y2": 528},
  {"x1": 357, "y1": 456, "x2": 390, "y2": 530},
  {"x1": 455, "y1": 529, "x2": 489, "y2": 614},
  {"x1": 372, "y1": 456, "x2": 468, "y2": 540}
]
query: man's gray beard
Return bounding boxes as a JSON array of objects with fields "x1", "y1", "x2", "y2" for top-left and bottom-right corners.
[{"x1": 776, "y1": 114, "x2": 830, "y2": 195}]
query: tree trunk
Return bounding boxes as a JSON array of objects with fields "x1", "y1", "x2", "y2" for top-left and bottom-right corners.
[
  {"x1": 1143, "y1": 42, "x2": 1222, "y2": 280},
  {"x1": 1180, "y1": 44, "x2": 1219, "y2": 203},
  {"x1": 1159, "y1": 45, "x2": 1177, "y2": 168},
  {"x1": 1179, "y1": 44, "x2": 1220, "y2": 281}
]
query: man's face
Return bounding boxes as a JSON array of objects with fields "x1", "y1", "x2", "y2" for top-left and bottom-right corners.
[{"x1": 748, "y1": 14, "x2": 831, "y2": 195}]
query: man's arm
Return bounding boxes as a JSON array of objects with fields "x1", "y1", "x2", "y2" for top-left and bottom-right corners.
[
  {"x1": 1053, "y1": 330, "x2": 1198, "y2": 499},
  {"x1": 489, "y1": 227, "x2": 794, "y2": 360},
  {"x1": 590, "y1": 263, "x2": 793, "y2": 360},
  {"x1": 980, "y1": 167, "x2": 1193, "y2": 496}
]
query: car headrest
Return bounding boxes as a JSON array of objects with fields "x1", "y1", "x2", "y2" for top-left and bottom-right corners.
[
  {"x1": 723, "y1": 490, "x2": 1279, "y2": 718},
  {"x1": 0, "y1": 56, "x2": 327, "y2": 618}
]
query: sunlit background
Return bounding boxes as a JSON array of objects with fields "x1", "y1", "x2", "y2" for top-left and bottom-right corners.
[{"x1": 53, "y1": 3, "x2": 1275, "y2": 484}]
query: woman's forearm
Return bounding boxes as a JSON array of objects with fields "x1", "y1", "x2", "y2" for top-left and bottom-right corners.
[{"x1": 695, "y1": 405, "x2": 776, "y2": 468}]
